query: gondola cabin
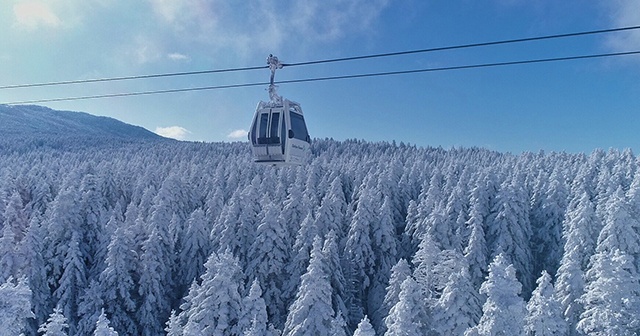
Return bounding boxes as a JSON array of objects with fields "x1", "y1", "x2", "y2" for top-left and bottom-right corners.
[{"x1": 249, "y1": 98, "x2": 310, "y2": 165}]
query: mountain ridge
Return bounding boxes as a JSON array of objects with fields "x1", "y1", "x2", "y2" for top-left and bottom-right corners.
[{"x1": 0, "y1": 104, "x2": 163, "y2": 141}]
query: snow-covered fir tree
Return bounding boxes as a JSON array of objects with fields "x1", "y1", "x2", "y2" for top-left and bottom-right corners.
[
  {"x1": 99, "y1": 224, "x2": 138, "y2": 335},
  {"x1": 237, "y1": 279, "x2": 271, "y2": 336},
  {"x1": 378, "y1": 258, "x2": 412, "y2": 335},
  {"x1": 465, "y1": 253, "x2": 526, "y2": 336},
  {"x1": 39, "y1": 307, "x2": 69, "y2": 336},
  {"x1": 432, "y1": 266, "x2": 481, "y2": 335},
  {"x1": 353, "y1": 315, "x2": 376, "y2": 336},
  {"x1": 93, "y1": 309, "x2": 118, "y2": 336},
  {"x1": 283, "y1": 236, "x2": 335, "y2": 336},
  {"x1": 525, "y1": 271, "x2": 567, "y2": 336},
  {"x1": 182, "y1": 250, "x2": 244, "y2": 335},
  {"x1": 247, "y1": 201, "x2": 289, "y2": 327},
  {"x1": 577, "y1": 250, "x2": 640, "y2": 335},
  {"x1": 0, "y1": 276, "x2": 34, "y2": 336},
  {"x1": 383, "y1": 275, "x2": 431, "y2": 335}
]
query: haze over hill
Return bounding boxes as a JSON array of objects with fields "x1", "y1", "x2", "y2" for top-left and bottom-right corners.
[{"x1": 0, "y1": 104, "x2": 163, "y2": 141}]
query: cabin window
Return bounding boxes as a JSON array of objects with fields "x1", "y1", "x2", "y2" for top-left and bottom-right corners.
[
  {"x1": 250, "y1": 113, "x2": 259, "y2": 144},
  {"x1": 281, "y1": 113, "x2": 287, "y2": 154},
  {"x1": 258, "y1": 113, "x2": 269, "y2": 144},
  {"x1": 290, "y1": 111, "x2": 309, "y2": 142},
  {"x1": 270, "y1": 112, "x2": 280, "y2": 143}
]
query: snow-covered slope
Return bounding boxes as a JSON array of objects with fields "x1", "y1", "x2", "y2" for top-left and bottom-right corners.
[
  {"x1": 1, "y1": 109, "x2": 638, "y2": 335},
  {"x1": 0, "y1": 104, "x2": 162, "y2": 142}
]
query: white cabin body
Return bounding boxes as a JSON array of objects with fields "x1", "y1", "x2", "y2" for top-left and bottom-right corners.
[{"x1": 248, "y1": 98, "x2": 310, "y2": 165}]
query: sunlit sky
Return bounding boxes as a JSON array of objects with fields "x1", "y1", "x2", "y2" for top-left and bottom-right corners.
[{"x1": 1, "y1": 1, "x2": 640, "y2": 153}]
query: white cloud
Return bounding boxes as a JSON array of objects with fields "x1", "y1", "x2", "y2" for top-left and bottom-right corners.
[
  {"x1": 13, "y1": 1, "x2": 62, "y2": 30},
  {"x1": 227, "y1": 129, "x2": 248, "y2": 139},
  {"x1": 155, "y1": 126, "x2": 191, "y2": 140},
  {"x1": 290, "y1": 0, "x2": 391, "y2": 42},
  {"x1": 168, "y1": 53, "x2": 190, "y2": 61},
  {"x1": 144, "y1": 0, "x2": 392, "y2": 57},
  {"x1": 129, "y1": 35, "x2": 163, "y2": 65},
  {"x1": 604, "y1": 0, "x2": 640, "y2": 57},
  {"x1": 147, "y1": 0, "x2": 187, "y2": 24}
]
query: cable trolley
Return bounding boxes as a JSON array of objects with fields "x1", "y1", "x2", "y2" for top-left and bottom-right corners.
[{"x1": 248, "y1": 55, "x2": 310, "y2": 165}]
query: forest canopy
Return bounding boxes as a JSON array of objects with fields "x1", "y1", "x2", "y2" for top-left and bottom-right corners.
[{"x1": 1, "y1": 137, "x2": 639, "y2": 335}]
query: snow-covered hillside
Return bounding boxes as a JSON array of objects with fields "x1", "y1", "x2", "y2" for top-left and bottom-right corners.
[
  {"x1": 0, "y1": 107, "x2": 639, "y2": 335},
  {"x1": 0, "y1": 104, "x2": 163, "y2": 151}
]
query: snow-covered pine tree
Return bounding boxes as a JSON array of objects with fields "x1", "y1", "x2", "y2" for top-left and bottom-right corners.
[
  {"x1": 463, "y1": 173, "x2": 492, "y2": 291},
  {"x1": 344, "y1": 186, "x2": 376, "y2": 327},
  {"x1": 215, "y1": 181, "x2": 260, "y2": 271},
  {"x1": 182, "y1": 250, "x2": 244, "y2": 335},
  {"x1": 534, "y1": 173, "x2": 567, "y2": 277},
  {"x1": 284, "y1": 210, "x2": 316, "y2": 305},
  {"x1": 279, "y1": 178, "x2": 309, "y2": 241},
  {"x1": 76, "y1": 280, "x2": 105, "y2": 335},
  {"x1": 525, "y1": 271, "x2": 567, "y2": 336},
  {"x1": 1, "y1": 190, "x2": 28, "y2": 280},
  {"x1": 429, "y1": 174, "x2": 469, "y2": 251},
  {"x1": 3, "y1": 190, "x2": 28, "y2": 242},
  {"x1": 465, "y1": 253, "x2": 526, "y2": 336},
  {"x1": 23, "y1": 214, "x2": 52, "y2": 334},
  {"x1": 329, "y1": 311, "x2": 348, "y2": 336},
  {"x1": 165, "y1": 310, "x2": 182, "y2": 336},
  {"x1": 554, "y1": 186, "x2": 598, "y2": 335},
  {"x1": 463, "y1": 207, "x2": 488, "y2": 291},
  {"x1": 353, "y1": 315, "x2": 376, "y2": 336},
  {"x1": 383, "y1": 276, "x2": 430, "y2": 336},
  {"x1": 575, "y1": 187, "x2": 640, "y2": 335},
  {"x1": 177, "y1": 208, "x2": 211, "y2": 294},
  {"x1": 323, "y1": 229, "x2": 349, "y2": 327},
  {"x1": 203, "y1": 185, "x2": 224, "y2": 228},
  {"x1": 53, "y1": 230, "x2": 87, "y2": 335},
  {"x1": 401, "y1": 198, "x2": 419, "y2": 253},
  {"x1": 237, "y1": 279, "x2": 270, "y2": 336},
  {"x1": 137, "y1": 207, "x2": 175, "y2": 336},
  {"x1": 44, "y1": 182, "x2": 83, "y2": 288},
  {"x1": 78, "y1": 173, "x2": 110, "y2": 279},
  {"x1": 577, "y1": 249, "x2": 640, "y2": 335},
  {"x1": 0, "y1": 220, "x2": 18, "y2": 283},
  {"x1": 303, "y1": 160, "x2": 325, "y2": 208},
  {"x1": 171, "y1": 279, "x2": 203, "y2": 333},
  {"x1": 209, "y1": 189, "x2": 241, "y2": 253},
  {"x1": 99, "y1": 224, "x2": 138, "y2": 335},
  {"x1": 94, "y1": 309, "x2": 118, "y2": 336},
  {"x1": 247, "y1": 201, "x2": 289, "y2": 327},
  {"x1": 378, "y1": 158, "x2": 407, "y2": 230},
  {"x1": 412, "y1": 233, "x2": 440, "y2": 308},
  {"x1": 368, "y1": 195, "x2": 398, "y2": 329},
  {"x1": 39, "y1": 307, "x2": 69, "y2": 336},
  {"x1": 485, "y1": 175, "x2": 534, "y2": 295},
  {"x1": 378, "y1": 258, "x2": 412, "y2": 335},
  {"x1": 407, "y1": 172, "x2": 445, "y2": 249},
  {"x1": 432, "y1": 266, "x2": 481, "y2": 335},
  {"x1": 598, "y1": 186, "x2": 640, "y2": 258},
  {"x1": 0, "y1": 276, "x2": 34, "y2": 336},
  {"x1": 282, "y1": 236, "x2": 335, "y2": 336},
  {"x1": 314, "y1": 176, "x2": 348, "y2": 240}
]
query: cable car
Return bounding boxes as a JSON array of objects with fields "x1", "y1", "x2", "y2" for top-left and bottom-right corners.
[{"x1": 248, "y1": 55, "x2": 310, "y2": 165}]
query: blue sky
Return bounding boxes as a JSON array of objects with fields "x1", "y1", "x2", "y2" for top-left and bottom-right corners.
[{"x1": 1, "y1": 0, "x2": 640, "y2": 153}]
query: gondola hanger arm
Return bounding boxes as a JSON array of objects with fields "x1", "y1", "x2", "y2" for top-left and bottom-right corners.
[{"x1": 267, "y1": 54, "x2": 284, "y2": 104}]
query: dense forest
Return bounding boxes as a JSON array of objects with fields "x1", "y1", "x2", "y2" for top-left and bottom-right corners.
[{"x1": 1, "y1": 137, "x2": 639, "y2": 335}]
